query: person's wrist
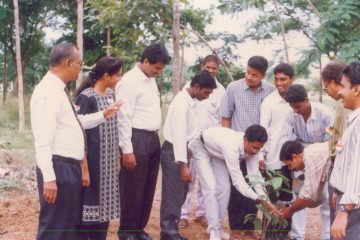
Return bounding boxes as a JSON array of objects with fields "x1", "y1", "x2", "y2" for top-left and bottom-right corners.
[{"x1": 338, "y1": 204, "x2": 351, "y2": 215}]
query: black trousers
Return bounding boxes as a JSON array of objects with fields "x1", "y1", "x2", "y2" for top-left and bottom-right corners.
[
  {"x1": 118, "y1": 128, "x2": 160, "y2": 237},
  {"x1": 160, "y1": 141, "x2": 189, "y2": 235},
  {"x1": 228, "y1": 160, "x2": 257, "y2": 231},
  {"x1": 36, "y1": 155, "x2": 82, "y2": 240},
  {"x1": 264, "y1": 166, "x2": 293, "y2": 239},
  {"x1": 78, "y1": 221, "x2": 109, "y2": 240}
]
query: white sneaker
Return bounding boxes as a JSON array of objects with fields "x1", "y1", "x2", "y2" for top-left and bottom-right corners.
[
  {"x1": 219, "y1": 228, "x2": 230, "y2": 240},
  {"x1": 209, "y1": 230, "x2": 221, "y2": 240}
]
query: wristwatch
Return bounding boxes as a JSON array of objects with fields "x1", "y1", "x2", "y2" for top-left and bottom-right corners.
[{"x1": 338, "y1": 204, "x2": 351, "y2": 214}]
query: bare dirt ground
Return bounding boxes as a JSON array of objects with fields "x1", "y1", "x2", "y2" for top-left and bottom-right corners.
[{"x1": 0, "y1": 151, "x2": 322, "y2": 240}]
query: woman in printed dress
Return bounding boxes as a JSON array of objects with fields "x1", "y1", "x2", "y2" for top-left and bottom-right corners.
[{"x1": 74, "y1": 56, "x2": 123, "y2": 240}]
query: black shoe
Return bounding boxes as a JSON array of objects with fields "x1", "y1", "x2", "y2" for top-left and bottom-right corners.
[
  {"x1": 137, "y1": 231, "x2": 153, "y2": 240},
  {"x1": 160, "y1": 232, "x2": 188, "y2": 240}
]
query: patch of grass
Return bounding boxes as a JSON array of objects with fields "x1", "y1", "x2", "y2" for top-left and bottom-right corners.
[
  {"x1": 0, "y1": 94, "x2": 34, "y2": 150},
  {"x1": 0, "y1": 178, "x2": 26, "y2": 192}
]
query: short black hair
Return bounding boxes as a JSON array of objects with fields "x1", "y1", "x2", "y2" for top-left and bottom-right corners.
[
  {"x1": 285, "y1": 84, "x2": 308, "y2": 103},
  {"x1": 190, "y1": 70, "x2": 217, "y2": 89},
  {"x1": 274, "y1": 63, "x2": 294, "y2": 78},
  {"x1": 49, "y1": 43, "x2": 78, "y2": 67},
  {"x1": 342, "y1": 61, "x2": 360, "y2": 87},
  {"x1": 321, "y1": 61, "x2": 347, "y2": 85},
  {"x1": 279, "y1": 141, "x2": 304, "y2": 162},
  {"x1": 244, "y1": 125, "x2": 268, "y2": 143},
  {"x1": 202, "y1": 55, "x2": 219, "y2": 66},
  {"x1": 247, "y1": 56, "x2": 268, "y2": 75},
  {"x1": 140, "y1": 42, "x2": 171, "y2": 65}
]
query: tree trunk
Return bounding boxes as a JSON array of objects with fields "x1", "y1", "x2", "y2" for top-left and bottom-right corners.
[
  {"x1": 180, "y1": 24, "x2": 235, "y2": 82},
  {"x1": 2, "y1": 50, "x2": 7, "y2": 104},
  {"x1": 272, "y1": 0, "x2": 290, "y2": 63},
  {"x1": 172, "y1": 0, "x2": 181, "y2": 96},
  {"x1": 106, "y1": 26, "x2": 111, "y2": 56},
  {"x1": 319, "y1": 55, "x2": 323, "y2": 103},
  {"x1": 13, "y1": 0, "x2": 25, "y2": 131},
  {"x1": 76, "y1": 0, "x2": 84, "y2": 88}
]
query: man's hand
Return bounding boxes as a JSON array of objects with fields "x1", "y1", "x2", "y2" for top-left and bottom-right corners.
[
  {"x1": 259, "y1": 160, "x2": 266, "y2": 173},
  {"x1": 80, "y1": 156, "x2": 90, "y2": 187},
  {"x1": 331, "y1": 212, "x2": 348, "y2": 240},
  {"x1": 103, "y1": 100, "x2": 122, "y2": 119},
  {"x1": 332, "y1": 192, "x2": 337, "y2": 210},
  {"x1": 43, "y1": 181, "x2": 58, "y2": 204},
  {"x1": 259, "y1": 199, "x2": 280, "y2": 217},
  {"x1": 123, "y1": 153, "x2": 137, "y2": 171},
  {"x1": 280, "y1": 207, "x2": 294, "y2": 219},
  {"x1": 180, "y1": 163, "x2": 192, "y2": 183}
]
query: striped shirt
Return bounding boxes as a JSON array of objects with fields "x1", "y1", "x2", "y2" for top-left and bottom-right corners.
[
  {"x1": 330, "y1": 108, "x2": 360, "y2": 205},
  {"x1": 284, "y1": 102, "x2": 334, "y2": 145},
  {"x1": 218, "y1": 78, "x2": 274, "y2": 131},
  {"x1": 300, "y1": 142, "x2": 329, "y2": 201}
]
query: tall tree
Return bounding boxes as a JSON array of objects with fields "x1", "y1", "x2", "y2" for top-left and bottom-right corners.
[
  {"x1": 13, "y1": 0, "x2": 25, "y2": 131},
  {"x1": 172, "y1": 0, "x2": 181, "y2": 95},
  {"x1": 76, "y1": 0, "x2": 83, "y2": 87}
]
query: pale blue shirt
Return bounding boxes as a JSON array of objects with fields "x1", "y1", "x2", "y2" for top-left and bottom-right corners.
[{"x1": 218, "y1": 78, "x2": 274, "y2": 131}]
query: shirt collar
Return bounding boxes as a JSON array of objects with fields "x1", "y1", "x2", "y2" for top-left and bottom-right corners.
[
  {"x1": 242, "y1": 79, "x2": 264, "y2": 92},
  {"x1": 134, "y1": 63, "x2": 152, "y2": 82},
  {"x1": 346, "y1": 107, "x2": 360, "y2": 125},
  {"x1": 46, "y1": 71, "x2": 66, "y2": 90}
]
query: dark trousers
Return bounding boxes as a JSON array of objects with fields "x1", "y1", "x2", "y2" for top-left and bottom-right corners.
[
  {"x1": 78, "y1": 221, "x2": 109, "y2": 240},
  {"x1": 160, "y1": 141, "x2": 189, "y2": 235},
  {"x1": 118, "y1": 128, "x2": 160, "y2": 237},
  {"x1": 36, "y1": 155, "x2": 82, "y2": 240},
  {"x1": 328, "y1": 157, "x2": 336, "y2": 227},
  {"x1": 265, "y1": 166, "x2": 293, "y2": 239},
  {"x1": 228, "y1": 160, "x2": 258, "y2": 231}
]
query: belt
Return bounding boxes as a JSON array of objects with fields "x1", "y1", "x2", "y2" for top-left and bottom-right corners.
[
  {"x1": 52, "y1": 155, "x2": 81, "y2": 166},
  {"x1": 132, "y1": 128, "x2": 158, "y2": 134}
]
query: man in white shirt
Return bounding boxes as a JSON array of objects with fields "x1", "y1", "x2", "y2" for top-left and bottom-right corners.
[
  {"x1": 115, "y1": 43, "x2": 171, "y2": 240},
  {"x1": 189, "y1": 125, "x2": 278, "y2": 240},
  {"x1": 283, "y1": 84, "x2": 334, "y2": 240},
  {"x1": 160, "y1": 70, "x2": 217, "y2": 240},
  {"x1": 279, "y1": 141, "x2": 330, "y2": 230},
  {"x1": 31, "y1": 43, "x2": 85, "y2": 240},
  {"x1": 259, "y1": 63, "x2": 295, "y2": 238},
  {"x1": 179, "y1": 55, "x2": 225, "y2": 229}
]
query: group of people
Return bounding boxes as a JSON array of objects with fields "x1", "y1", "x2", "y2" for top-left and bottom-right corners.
[{"x1": 30, "y1": 41, "x2": 360, "y2": 240}]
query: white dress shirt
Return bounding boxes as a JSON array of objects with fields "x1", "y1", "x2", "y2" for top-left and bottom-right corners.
[
  {"x1": 330, "y1": 108, "x2": 360, "y2": 206},
  {"x1": 115, "y1": 64, "x2": 161, "y2": 153},
  {"x1": 260, "y1": 90, "x2": 292, "y2": 169},
  {"x1": 163, "y1": 90, "x2": 198, "y2": 164},
  {"x1": 30, "y1": 72, "x2": 85, "y2": 182},
  {"x1": 300, "y1": 142, "x2": 329, "y2": 201},
  {"x1": 201, "y1": 126, "x2": 266, "y2": 201},
  {"x1": 283, "y1": 102, "x2": 334, "y2": 145},
  {"x1": 183, "y1": 79, "x2": 225, "y2": 131}
]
